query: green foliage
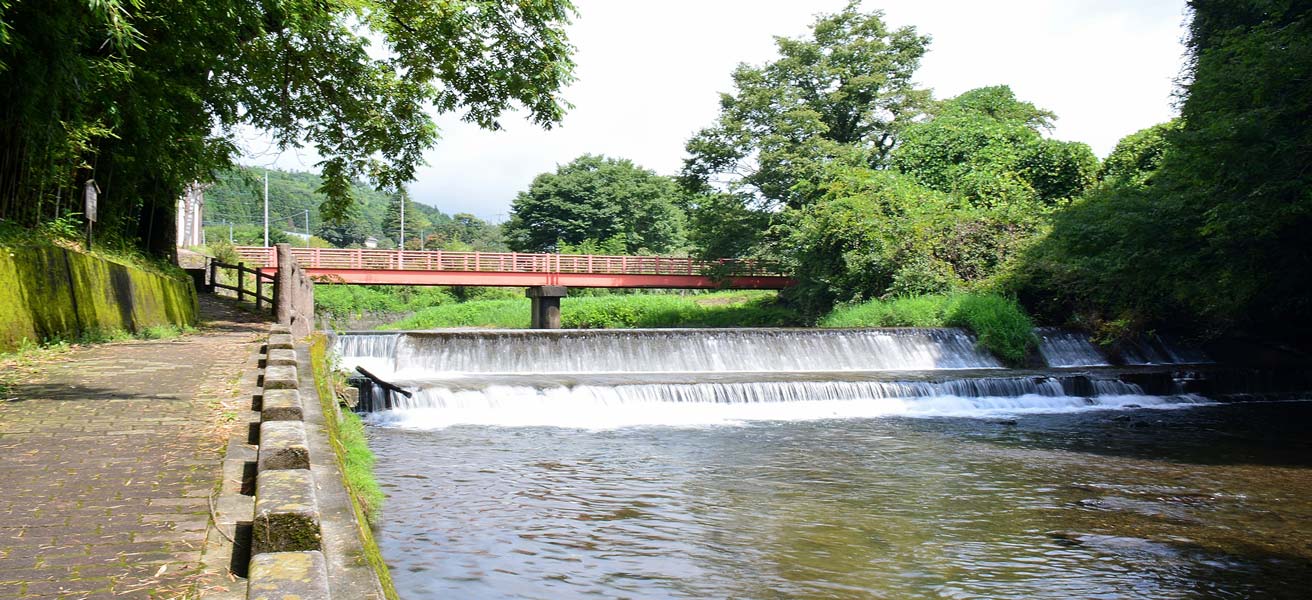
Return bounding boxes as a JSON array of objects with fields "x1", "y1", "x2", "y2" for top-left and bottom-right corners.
[
  {"x1": 381, "y1": 190, "x2": 429, "y2": 247},
  {"x1": 205, "y1": 167, "x2": 496, "y2": 250},
  {"x1": 942, "y1": 293, "x2": 1036, "y2": 366},
  {"x1": 385, "y1": 298, "x2": 529, "y2": 329},
  {"x1": 504, "y1": 155, "x2": 686, "y2": 254},
  {"x1": 819, "y1": 294, "x2": 952, "y2": 328},
  {"x1": 779, "y1": 167, "x2": 1038, "y2": 315},
  {"x1": 557, "y1": 235, "x2": 629, "y2": 256},
  {"x1": 314, "y1": 285, "x2": 455, "y2": 319},
  {"x1": 0, "y1": 1, "x2": 574, "y2": 253},
  {"x1": 819, "y1": 293, "x2": 1035, "y2": 366},
  {"x1": 1098, "y1": 120, "x2": 1180, "y2": 186},
  {"x1": 680, "y1": 2, "x2": 929, "y2": 256},
  {"x1": 307, "y1": 335, "x2": 397, "y2": 599},
  {"x1": 1013, "y1": 1, "x2": 1312, "y2": 343},
  {"x1": 384, "y1": 292, "x2": 800, "y2": 330},
  {"x1": 892, "y1": 86, "x2": 1099, "y2": 208}
]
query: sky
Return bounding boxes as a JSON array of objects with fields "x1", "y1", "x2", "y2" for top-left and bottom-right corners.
[{"x1": 240, "y1": 0, "x2": 1190, "y2": 221}]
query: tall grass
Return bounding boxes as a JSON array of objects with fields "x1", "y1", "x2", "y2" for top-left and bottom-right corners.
[
  {"x1": 382, "y1": 291, "x2": 801, "y2": 330},
  {"x1": 820, "y1": 293, "x2": 1036, "y2": 366},
  {"x1": 308, "y1": 335, "x2": 398, "y2": 599}
]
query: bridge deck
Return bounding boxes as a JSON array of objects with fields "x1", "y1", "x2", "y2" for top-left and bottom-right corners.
[{"x1": 234, "y1": 246, "x2": 795, "y2": 289}]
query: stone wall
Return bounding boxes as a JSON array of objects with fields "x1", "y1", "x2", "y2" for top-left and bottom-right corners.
[{"x1": 0, "y1": 245, "x2": 198, "y2": 351}]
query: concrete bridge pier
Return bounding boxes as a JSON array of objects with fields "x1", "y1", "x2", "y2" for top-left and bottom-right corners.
[{"x1": 526, "y1": 286, "x2": 568, "y2": 329}]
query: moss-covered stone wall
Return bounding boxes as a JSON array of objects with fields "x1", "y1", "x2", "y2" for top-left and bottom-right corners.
[{"x1": 0, "y1": 246, "x2": 198, "y2": 350}]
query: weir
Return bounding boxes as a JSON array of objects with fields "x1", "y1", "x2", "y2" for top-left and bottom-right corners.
[{"x1": 336, "y1": 327, "x2": 1218, "y2": 427}]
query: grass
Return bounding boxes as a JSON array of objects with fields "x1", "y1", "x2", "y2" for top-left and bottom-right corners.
[
  {"x1": 380, "y1": 291, "x2": 802, "y2": 330},
  {"x1": 820, "y1": 293, "x2": 1037, "y2": 366},
  {"x1": 0, "y1": 217, "x2": 189, "y2": 280},
  {"x1": 309, "y1": 334, "x2": 398, "y2": 600}
]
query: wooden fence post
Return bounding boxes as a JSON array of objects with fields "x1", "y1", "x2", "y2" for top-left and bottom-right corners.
[{"x1": 237, "y1": 262, "x2": 246, "y2": 302}]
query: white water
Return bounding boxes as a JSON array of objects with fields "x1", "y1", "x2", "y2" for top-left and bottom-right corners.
[
  {"x1": 336, "y1": 328, "x2": 1002, "y2": 376},
  {"x1": 366, "y1": 389, "x2": 1208, "y2": 429},
  {"x1": 1036, "y1": 327, "x2": 1110, "y2": 367},
  {"x1": 339, "y1": 329, "x2": 1212, "y2": 430}
]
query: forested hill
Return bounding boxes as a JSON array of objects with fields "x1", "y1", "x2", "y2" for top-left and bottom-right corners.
[{"x1": 203, "y1": 167, "x2": 505, "y2": 250}]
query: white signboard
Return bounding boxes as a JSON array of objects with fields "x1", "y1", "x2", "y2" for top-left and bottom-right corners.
[{"x1": 84, "y1": 180, "x2": 99, "y2": 223}]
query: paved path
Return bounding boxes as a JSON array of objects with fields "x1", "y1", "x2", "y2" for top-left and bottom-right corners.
[{"x1": 0, "y1": 297, "x2": 267, "y2": 599}]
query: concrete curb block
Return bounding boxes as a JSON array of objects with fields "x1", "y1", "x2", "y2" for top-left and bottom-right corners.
[
  {"x1": 242, "y1": 326, "x2": 334, "y2": 599},
  {"x1": 258, "y1": 421, "x2": 311, "y2": 471},
  {"x1": 263, "y1": 365, "x2": 298, "y2": 390},
  {"x1": 267, "y1": 333, "x2": 294, "y2": 350},
  {"x1": 266, "y1": 348, "x2": 298, "y2": 367},
  {"x1": 247, "y1": 551, "x2": 330, "y2": 600},
  {"x1": 261, "y1": 389, "x2": 304, "y2": 422},
  {"x1": 253, "y1": 470, "x2": 322, "y2": 555}
]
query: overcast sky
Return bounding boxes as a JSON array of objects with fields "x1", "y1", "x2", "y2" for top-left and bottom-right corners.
[{"x1": 241, "y1": 0, "x2": 1190, "y2": 221}]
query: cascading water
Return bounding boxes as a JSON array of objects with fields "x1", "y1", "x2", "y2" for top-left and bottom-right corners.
[
  {"x1": 339, "y1": 328, "x2": 1001, "y2": 375},
  {"x1": 1119, "y1": 333, "x2": 1212, "y2": 365},
  {"x1": 1036, "y1": 327, "x2": 1110, "y2": 367},
  {"x1": 337, "y1": 327, "x2": 1210, "y2": 428}
]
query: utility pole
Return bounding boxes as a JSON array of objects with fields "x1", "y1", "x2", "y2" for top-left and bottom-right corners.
[
  {"x1": 399, "y1": 195, "x2": 405, "y2": 250},
  {"x1": 229, "y1": 221, "x2": 233, "y2": 244},
  {"x1": 303, "y1": 209, "x2": 310, "y2": 247},
  {"x1": 263, "y1": 172, "x2": 269, "y2": 247},
  {"x1": 419, "y1": 229, "x2": 425, "y2": 251}
]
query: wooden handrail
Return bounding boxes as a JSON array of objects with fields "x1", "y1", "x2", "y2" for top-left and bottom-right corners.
[{"x1": 211, "y1": 259, "x2": 275, "y2": 309}]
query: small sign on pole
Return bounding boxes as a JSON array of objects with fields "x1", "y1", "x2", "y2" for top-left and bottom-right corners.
[{"x1": 84, "y1": 179, "x2": 99, "y2": 249}]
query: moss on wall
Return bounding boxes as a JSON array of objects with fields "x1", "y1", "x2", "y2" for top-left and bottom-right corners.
[{"x1": 0, "y1": 246, "x2": 198, "y2": 351}]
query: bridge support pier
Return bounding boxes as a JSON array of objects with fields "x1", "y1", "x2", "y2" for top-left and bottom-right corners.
[{"x1": 526, "y1": 286, "x2": 568, "y2": 329}]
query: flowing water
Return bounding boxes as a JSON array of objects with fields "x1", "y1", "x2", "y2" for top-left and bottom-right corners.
[{"x1": 340, "y1": 329, "x2": 1312, "y2": 599}]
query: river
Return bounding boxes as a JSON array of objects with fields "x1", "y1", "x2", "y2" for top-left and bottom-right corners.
[{"x1": 340, "y1": 329, "x2": 1312, "y2": 599}]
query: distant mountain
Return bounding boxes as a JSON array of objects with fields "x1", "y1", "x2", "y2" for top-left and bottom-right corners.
[{"x1": 203, "y1": 166, "x2": 504, "y2": 250}]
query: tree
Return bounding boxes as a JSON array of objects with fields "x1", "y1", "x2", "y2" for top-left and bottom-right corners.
[
  {"x1": 781, "y1": 166, "x2": 1034, "y2": 315},
  {"x1": 432, "y1": 213, "x2": 506, "y2": 251},
  {"x1": 504, "y1": 155, "x2": 686, "y2": 254},
  {"x1": 680, "y1": 2, "x2": 930, "y2": 211},
  {"x1": 0, "y1": 0, "x2": 576, "y2": 253},
  {"x1": 381, "y1": 190, "x2": 426, "y2": 247},
  {"x1": 892, "y1": 86, "x2": 1098, "y2": 208},
  {"x1": 1097, "y1": 120, "x2": 1180, "y2": 186},
  {"x1": 316, "y1": 218, "x2": 373, "y2": 248},
  {"x1": 1015, "y1": 0, "x2": 1312, "y2": 341}
]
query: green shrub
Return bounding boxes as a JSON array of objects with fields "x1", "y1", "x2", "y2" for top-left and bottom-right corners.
[
  {"x1": 819, "y1": 294, "x2": 950, "y2": 328},
  {"x1": 944, "y1": 294, "x2": 1036, "y2": 366},
  {"x1": 819, "y1": 293, "x2": 1036, "y2": 366}
]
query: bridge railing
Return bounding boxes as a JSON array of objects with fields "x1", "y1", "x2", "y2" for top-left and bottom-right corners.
[{"x1": 233, "y1": 247, "x2": 785, "y2": 277}]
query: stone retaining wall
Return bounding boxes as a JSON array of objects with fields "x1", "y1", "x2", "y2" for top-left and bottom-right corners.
[{"x1": 0, "y1": 245, "x2": 198, "y2": 351}]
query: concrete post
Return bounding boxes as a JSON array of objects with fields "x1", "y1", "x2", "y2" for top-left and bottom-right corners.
[
  {"x1": 525, "y1": 286, "x2": 567, "y2": 329},
  {"x1": 275, "y1": 244, "x2": 293, "y2": 326},
  {"x1": 274, "y1": 243, "x2": 315, "y2": 338}
]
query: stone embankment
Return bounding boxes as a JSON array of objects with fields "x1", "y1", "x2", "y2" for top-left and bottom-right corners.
[{"x1": 204, "y1": 324, "x2": 383, "y2": 599}]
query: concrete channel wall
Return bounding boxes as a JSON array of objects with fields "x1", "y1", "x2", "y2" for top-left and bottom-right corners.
[{"x1": 203, "y1": 324, "x2": 384, "y2": 599}]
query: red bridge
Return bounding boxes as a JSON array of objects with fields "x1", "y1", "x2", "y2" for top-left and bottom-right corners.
[{"x1": 233, "y1": 246, "x2": 795, "y2": 289}]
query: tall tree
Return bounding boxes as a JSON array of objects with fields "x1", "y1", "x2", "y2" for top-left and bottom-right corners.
[
  {"x1": 1017, "y1": 0, "x2": 1312, "y2": 341},
  {"x1": 892, "y1": 86, "x2": 1098, "y2": 208},
  {"x1": 0, "y1": 0, "x2": 576, "y2": 253},
  {"x1": 381, "y1": 190, "x2": 427, "y2": 247},
  {"x1": 680, "y1": 1, "x2": 930, "y2": 211},
  {"x1": 504, "y1": 155, "x2": 686, "y2": 254}
]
